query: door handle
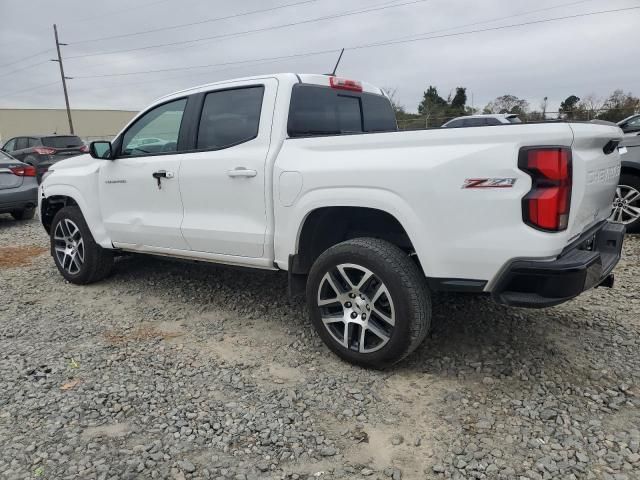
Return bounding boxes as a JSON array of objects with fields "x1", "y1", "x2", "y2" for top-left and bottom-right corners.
[
  {"x1": 152, "y1": 170, "x2": 174, "y2": 189},
  {"x1": 152, "y1": 170, "x2": 174, "y2": 179},
  {"x1": 227, "y1": 167, "x2": 257, "y2": 178}
]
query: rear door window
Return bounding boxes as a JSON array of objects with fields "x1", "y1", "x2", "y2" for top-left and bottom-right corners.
[
  {"x1": 42, "y1": 136, "x2": 84, "y2": 148},
  {"x1": 196, "y1": 86, "x2": 264, "y2": 150},
  {"x1": 15, "y1": 138, "x2": 27, "y2": 150}
]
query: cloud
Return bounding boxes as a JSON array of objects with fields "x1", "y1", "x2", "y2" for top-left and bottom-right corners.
[{"x1": 0, "y1": 0, "x2": 638, "y2": 113}]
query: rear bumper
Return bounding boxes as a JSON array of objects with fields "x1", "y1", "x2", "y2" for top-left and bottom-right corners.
[
  {"x1": 0, "y1": 182, "x2": 38, "y2": 214},
  {"x1": 492, "y1": 221, "x2": 625, "y2": 308}
]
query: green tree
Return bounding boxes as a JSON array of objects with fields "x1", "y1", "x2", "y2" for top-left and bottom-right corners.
[
  {"x1": 417, "y1": 86, "x2": 448, "y2": 127},
  {"x1": 484, "y1": 95, "x2": 529, "y2": 115},
  {"x1": 559, "y1": 95, "x2": 581, "y2": 119},
  {"x1": 596, "y1": 90, "x2": 640, "y2": 122},
  {"x1": 450, "y1": 87, "x2": 467, "y2": 112}
]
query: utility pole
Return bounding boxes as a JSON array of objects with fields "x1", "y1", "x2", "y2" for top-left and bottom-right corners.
[{"x1": 52, "y1": 24, "x2": 74, "y2": 134}]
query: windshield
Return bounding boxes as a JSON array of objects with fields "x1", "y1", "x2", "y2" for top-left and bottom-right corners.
[{"x1": 42, "y1": 136, "x2": 84, "y2": 148}]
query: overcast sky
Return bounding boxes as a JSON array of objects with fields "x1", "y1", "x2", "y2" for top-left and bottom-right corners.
[{"x1": 0, "y1": 0, "x2": 638, "y2": 114}]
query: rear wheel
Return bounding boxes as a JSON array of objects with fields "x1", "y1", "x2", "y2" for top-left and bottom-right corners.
[
  {"x1": 11, "y1": 208, "x2": 35, "y2": 221},
  {"x1": 306, "y1": 238, "x2": 431, "y2": 369},
  {"x1": 50, "y1": 206, "x2": 113, "y2": 284},
  {"x1": 611, "y1": 173, "x2": 640, "y2": 233}
]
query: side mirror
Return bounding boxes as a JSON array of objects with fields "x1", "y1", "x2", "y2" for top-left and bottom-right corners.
[{"x1": 89, "y1": 141, "x2": 113, "y2": 160}]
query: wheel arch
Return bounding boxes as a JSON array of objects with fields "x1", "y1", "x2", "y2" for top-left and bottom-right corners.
[
  {"x1": 621, "y1": 161, "x2": 640, "y2": 178},
  {"x1": 40, "y1": 184, "x2": 111, "y2": 248},
  {"x1": 291, "y1": 206, "x2": 420, "y2": 276}
]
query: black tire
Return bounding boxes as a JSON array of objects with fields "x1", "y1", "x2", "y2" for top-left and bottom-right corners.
[
  {"x1": 50, "y1": 206, "x2": 113, "y2": 284},
  {"x1": 618, "y1": 174, "x2": 640, "y2": 233},
  {"x1": 306, "y1": 238, "x2": 431, "y2": 369},
  {"x1": 11, "y1": 208, "x2": 35, "y2": 221}
]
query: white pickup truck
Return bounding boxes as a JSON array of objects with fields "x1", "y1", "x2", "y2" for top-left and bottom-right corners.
[{"x1": 39, "y1": 73, "x2": 625, "y2": 368}]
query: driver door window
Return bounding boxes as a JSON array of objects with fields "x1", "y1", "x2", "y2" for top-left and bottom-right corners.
[{"x1": 120, "y1": 98, "x2": 187, "y2": 157}]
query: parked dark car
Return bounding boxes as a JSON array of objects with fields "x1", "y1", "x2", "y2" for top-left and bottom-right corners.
[
  {"x1": 0, "y1": 150, "x2": 38, "y2": 220},
  {"x1": 612, "y1": 135, "x2": 640, "y2": 232},
  {"x1": 1, "y1": 135, "x2": 88, "y2": 182}
]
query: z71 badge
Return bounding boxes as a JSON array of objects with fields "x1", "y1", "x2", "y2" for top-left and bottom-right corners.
[{"x1": 462, "y1": 178, "x2": 517, "y2": 189}]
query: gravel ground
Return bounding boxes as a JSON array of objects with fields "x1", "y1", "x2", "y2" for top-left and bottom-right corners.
[{"x1": 1, "y1": 215, "x2": 639, "y2": 480}]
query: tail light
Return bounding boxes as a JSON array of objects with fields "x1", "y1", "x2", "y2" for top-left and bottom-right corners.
[
  {"x1": 519, "y1": 147, "x2": 572, "y2": 232},
  {"x1": 10, "y1": 165, "x2": 37, "y2": 177},
  {"x1": 329, "y1": 76, "x2": 363, "y2": 92},
  {"x1": 34, "y1": 147, "x2": 56, "y2": 155},
  {"x1": 80, "y1": 145, "x2": 89, "y2": 153}
]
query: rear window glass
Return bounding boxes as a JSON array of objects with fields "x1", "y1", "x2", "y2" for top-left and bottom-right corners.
[
  {"x1": 42, "y1": 136, "x2": 83, "y2": 148},
  {"x1": 507, "y1": 116, "x2": 522, "y2": 124},
  {"x1": 0, "y1": 150, "x2": 13, "y2": 161},
  {"x1": 288, "y1": 84, "x2": 396, "y2": 137}
]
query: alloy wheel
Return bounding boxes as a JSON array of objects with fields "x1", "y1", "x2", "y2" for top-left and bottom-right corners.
[
  {"x1": 316, "y1": 263, "x2": 395, "y2": 354},
  {"x1": 611, "y1": 184, "x2": 640, "y2": 225},
  {"x1": 53, "y1": 218, "x2": 85, "y2": 275}
]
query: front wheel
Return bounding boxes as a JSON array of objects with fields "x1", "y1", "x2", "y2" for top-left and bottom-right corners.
[
  {"x1": 50, "y1": 206, "x2": 114, "y2": 284},
  {"x1": 306, "y1": 238, "x2": 431, "y2": 369},
  {"x1": 611, "y1": 173, "x2": 640, "y2": 233}
]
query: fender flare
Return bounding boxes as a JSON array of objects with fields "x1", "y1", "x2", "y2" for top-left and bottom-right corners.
[
  {"x1": 41, "y1": 183, "x2": 112, "y2": 248},
  {"x1": 280, "y1": 187, "x2": 436, "y2": 275}
]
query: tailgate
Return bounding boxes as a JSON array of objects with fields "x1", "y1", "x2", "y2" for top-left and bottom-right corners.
[
  {"x1": 0, "y1": 166, "x2": 23, "y2": 190},
  {"x1": 568, "y1": 123, "x2": 623, "y2": 239}
]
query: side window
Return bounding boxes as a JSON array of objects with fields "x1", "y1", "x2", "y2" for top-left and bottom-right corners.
[
  {"x1": 485, "y1": 118, "x2": 502, "y2": 126},
  {"x1": 197, "y1": 86, "x2": 264, "y2": 150},
  {"x1": 465, "y1": 118, "x2": 486, "y2": 127},
  {"x1": 446, "y1": 119, "x2": 463, "y2": 128},
  {"x1": 27, "y1": 138, "x2": 39, "y2": 147},
  {"x1": 15, "y1": 137, "x2": 28, "y2": 150},
  {"x1": 627, "y1": 117, "x2": 640, "y2": 129},
  {"x1": 121, "y1": 98, "x2": 187, "y2": 157},
  {"x1": 3, "y1": 138, "x2": 16, "y2": 151}
]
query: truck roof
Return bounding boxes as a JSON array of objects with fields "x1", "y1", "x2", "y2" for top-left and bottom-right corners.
[{"x1": 155, "y1": 73, "x2": 386, "y2": 104}]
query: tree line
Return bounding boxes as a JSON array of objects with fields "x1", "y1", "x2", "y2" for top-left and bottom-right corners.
[{"x1": 387, "y1": 86, "x2": 640, "y2": 129}]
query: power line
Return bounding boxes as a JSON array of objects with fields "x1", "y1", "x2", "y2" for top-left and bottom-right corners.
[
  {"x1": 0, "y1": 81, "x2": 58, "y2": 100},
  {"x1": 65, "y1": 0, "x2": 177, "y2": 24},
  {"x1": 65, "y1": 0, "x2": 430, "y2": 60},
  {"x1": 72, "y1": 5, "x2": 640, "y2": 80},
  {"x1": 353, "y1": 5, "x2": 640, "y2": 51},
  {"x1": 0, "y1": 48, "x2": 54, "y2": 69},
  {"x1": 5, "y1": 4, "x2": 637, "y2": 101},
  {"x1": 70, "y1": 0, "x2": 320, "y2": 45},
  {"x1": 386, "y1": 0, "x2": 601, "y2": 43},
  {"x1": 0, "y1": 59, "x2": 52, "y2": 79},
  {"x1": 66, "y1": 0, "x2": 601, "y2": 78},
  {"x1": 74, "y1": 49, "x2": 341, "y2": 78}
]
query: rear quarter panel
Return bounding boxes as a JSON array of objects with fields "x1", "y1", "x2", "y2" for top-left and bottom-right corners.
[{"x1": 274, "y1": 123, "x2": 578, "y2": 283}]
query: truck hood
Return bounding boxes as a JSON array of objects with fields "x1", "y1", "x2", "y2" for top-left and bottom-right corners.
[{"x1": 49, "y1": 153, "x2": 98, "y2": 171}]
